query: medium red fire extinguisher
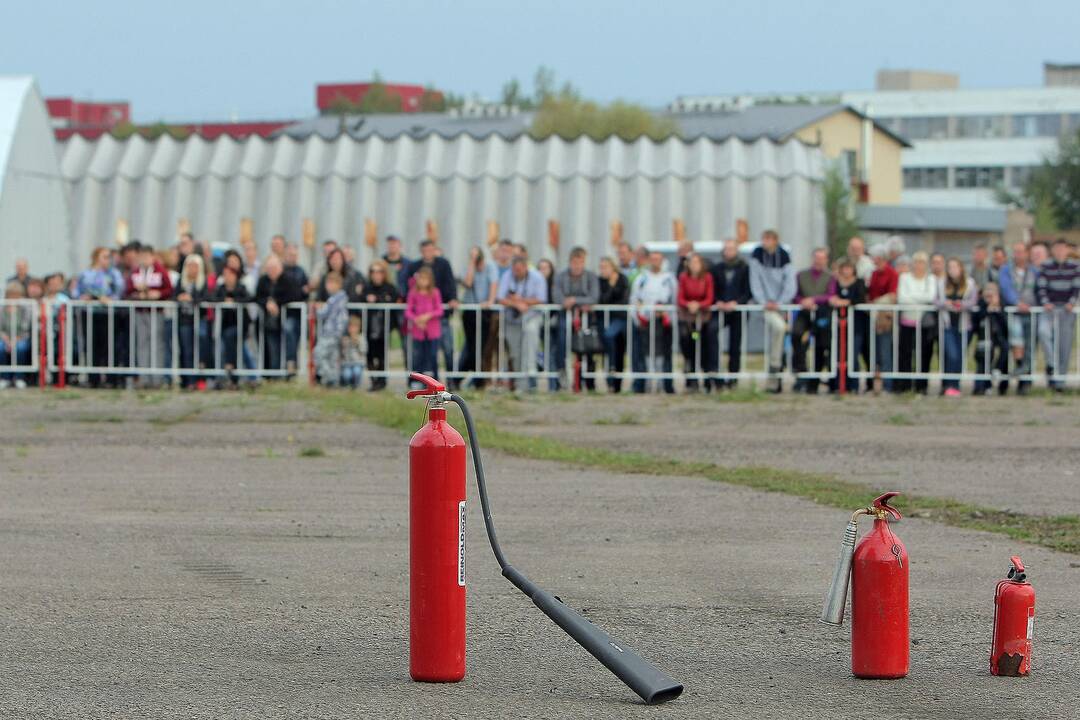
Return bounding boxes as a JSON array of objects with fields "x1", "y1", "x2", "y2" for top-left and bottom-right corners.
[
  {"x1": 991, "y1": 556, "x2": 1035, "y2": 676},
  {"x1": 821, "y1": 491, "x2": 909, "y2": 679},
  {"x1": 407, "y1": 372, "x2": 466, "y2": 682}
]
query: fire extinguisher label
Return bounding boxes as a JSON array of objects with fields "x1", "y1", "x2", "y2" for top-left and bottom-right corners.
[
  {"x1": 1027, "y1": 608, "x2": 1034, "y2": 640},
  {"x1": 457, "y1": 500, "x2": 467, "y2": 587}
]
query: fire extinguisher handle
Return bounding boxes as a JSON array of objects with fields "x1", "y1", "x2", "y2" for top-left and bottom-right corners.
[
  {"x1": 406, "y1": 372, "x2": 445, "y2": 399},
  {"x1": 872, "y1": 491, "x2": 903, "y2": 521},
  {"x1": 1009, "y1": 556, "x2": 1025, "y2": 577}
]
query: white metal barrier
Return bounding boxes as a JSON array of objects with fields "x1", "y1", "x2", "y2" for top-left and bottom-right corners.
[{"x1": 2, "y1": 299, "x2": 1073, "y2": 392}]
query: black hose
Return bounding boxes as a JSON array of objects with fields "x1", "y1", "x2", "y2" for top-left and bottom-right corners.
[{"x1": 445, "y1": 393, "x2": 683, "y2": 705}]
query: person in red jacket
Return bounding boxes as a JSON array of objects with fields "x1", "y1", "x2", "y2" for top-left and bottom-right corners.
[
  {"x1": 677, "y1": 253, "x2": 715, "y2": 392},
  {"x1": 125, "y1": 243, "x2": 173, "y2": 386},
  {"x1": 866, "y1": 243, "x2": 899, "y2": 393}
]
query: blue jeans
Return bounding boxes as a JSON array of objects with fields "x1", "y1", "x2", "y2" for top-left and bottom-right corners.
[
  {"x1": 942, "y1": 326, "x2": 963, "y2": 391},
  {"x1": 439, "y1": 315, "x2": 454, "y2": 376},
  {"x1": 342, "y1": 362, "x2": 363, "y2": 388},
  {"x1": 265, "y1": 316, "x2": 299, "y2": 373},
  {"x1": 0, "y1": 337, "x2": 31, "y2": 381},
  {"x1": 874, "y1": 331, "x2": 894, "y2": 392},
  {"x1": 220, "y1": 326, "x2": 255, "y2": 372},
  {"x1": 178, "y1": 321, "x2": 210, "y2": 387},
  {"x1": 412, "y1": 337, "x2": 439, "y2": 380},
  {"x1": 631, "y1": 322, "x2": 674, "y2": 394},
  {"x1": 602, "y1": 316, "x2": 627, "y2": 391}
]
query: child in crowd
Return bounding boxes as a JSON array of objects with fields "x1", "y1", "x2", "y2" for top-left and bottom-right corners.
[
  {"x1": 0, "y1": 282, "x2": 33, "y2": 389},
  {"x1": 405, "y1": 266, "x2": 443, "y2": 383},
  {"x1": 972, "y1": 281, "x2": 1009, "y2": 396},
  {"x1": 315, "y1": 271, "x2": 349, "y2": 386},
  {"x1": 341, "y1": 314, "x2": 366, "y2": 389}
]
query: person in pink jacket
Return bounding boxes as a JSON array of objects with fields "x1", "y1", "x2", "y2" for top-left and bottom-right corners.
[{"x1": 405, "y1": 266, "x2": 444, "y2": 382}]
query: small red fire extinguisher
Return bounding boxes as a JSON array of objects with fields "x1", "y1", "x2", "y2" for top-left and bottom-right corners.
[
  {"x1": 991, "y1": 556, "x2": 1035, "y2": 676},
  {"x1": 407, "y1": 373, "x2": 467, "y2": 682},
  {"x1": 821, "y1": 492, "x2": 909, "y2": 679}
]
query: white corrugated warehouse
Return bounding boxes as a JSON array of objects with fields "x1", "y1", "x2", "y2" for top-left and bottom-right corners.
[
  {"x1": 0, "y1": 76, "x2": 72, "y2": 276},
  {"x1": 60, "y1": 132, "x2": 825, "y2": 272}
]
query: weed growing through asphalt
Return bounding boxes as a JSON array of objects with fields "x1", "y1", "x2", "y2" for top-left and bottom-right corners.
[
  {"x1": 299, "y1": 446, "x2": 326, "y2": 458},
  {"x1": 274, "y1": 386, "x2": 1080, "y2": 555},
  {"x1": 886, "y1": 413, "x2": 914, "y2": 426},
  {"x1": 593, "y1": 412, "x2": 644, "y2": 426}
]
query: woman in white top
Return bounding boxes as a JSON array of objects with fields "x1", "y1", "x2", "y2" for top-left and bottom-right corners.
[{"x1": 896, "y1": 251, "x2": 937, "y2": 393}]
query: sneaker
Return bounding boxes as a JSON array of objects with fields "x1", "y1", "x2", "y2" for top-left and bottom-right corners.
[
  {"x1": 14, "y1": 379, "x2": 27, "y2": 389},
  {"x1": 944, "y1": 388, "x2": 962, "y2": 397},
  {"x1": 0, "y1": 379, "x2": 9, "y2": 389}
]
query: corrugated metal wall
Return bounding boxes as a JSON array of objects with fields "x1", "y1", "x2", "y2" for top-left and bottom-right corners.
[{"x1": 60, "y1": 133, "x2": 825, "y2": 272}]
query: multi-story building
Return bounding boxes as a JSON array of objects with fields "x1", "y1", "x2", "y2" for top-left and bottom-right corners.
[{"x1": 672, "y1": 63, "x2": 1080, "y2": 210}]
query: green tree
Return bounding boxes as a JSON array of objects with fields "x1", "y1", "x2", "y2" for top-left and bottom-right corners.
[
  {"x1": 418, "y1": 88, "x2": 446, "y2": 113},
  {"x1": 1025, "y1": 129, "x2": 1080, "y2": 230},
  {"x1": 358, "y1": 81, "x2": 404, "y2": 114},
  {"x1": 530, "y1": 89, "x2": 678, "y2": 142},
  {"x1": 824, "y1": 162, "x2": 860, "y2": 259}
]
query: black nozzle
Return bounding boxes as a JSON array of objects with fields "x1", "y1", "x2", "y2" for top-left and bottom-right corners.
[{"x1": 504, "y1": 566, "x2": 683, "y2": 705}]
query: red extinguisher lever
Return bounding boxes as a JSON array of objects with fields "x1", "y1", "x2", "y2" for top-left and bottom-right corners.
[
  {"x1": 872, "y1": 492, "x2": 903, "y2": 521},
  {"x1": 406, "y1": 372, "x2": 446, "y2": 399},
  {"x1": 1008, "y1": 556, "x2": 1027, "y2": 582}
]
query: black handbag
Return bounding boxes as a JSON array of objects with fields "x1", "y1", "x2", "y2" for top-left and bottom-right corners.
[{"x1": 571, "y1": 325, "x2": 604, "y2": 354}]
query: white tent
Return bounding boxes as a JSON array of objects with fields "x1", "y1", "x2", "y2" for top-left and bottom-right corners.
[
  {"x1": 60, "y1": 132, "x2": 825, "y2": 273},
  {"x1": 0, "y1": 76, "x2": 72, "y2": 277}
]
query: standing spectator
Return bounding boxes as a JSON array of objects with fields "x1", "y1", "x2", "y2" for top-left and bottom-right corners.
[
  {"x1": 864, "y1": 245, "x2": 898, "y2": 395},
  {"x1": 536, "y1": 259, "x2": 555, "y2": 299},
  {"x1": 616, "y1": 242, "x2": 636, "y2": 274},
  {"x1": 972, "y1": 281, "x2": 1009, "y2": 396},
  {"x1": 242, "y1": 243, "x2": 260, "y2": 294},
  {"x1": 493, "y1": 239, "x2": 514, "y2": 280},
  {"x1": 552, "y1": 247, "x2": 601, "y2": 391},
  {"x1": 998, "y1": 241, "x2": 1037, "y2": 394},
  {"x1": 6, "y1": 258, "x2": 31, "y2": 293},
  {"x1": 210, "y1": 265, "x2": 253, "y2": 387},
  {"x1": 677, "y1": 252, "x2": 715, "y2": 392},
  {"x1": 405, "y1": 267, "x2": 444, "y2": 383},
  {"x1": 630, "y1": 250, "x2": 677, "y2": 394},
  {"x1": 321, "y1": 240, "x2": 339, "y2": 262},
  {"x1": 0, "y1": 282, "x2": 32, "y2": 388},
  {"x1": 990, "y1": 245, "x2": 1008, "y2": 285},
  {"x1": 125, "y1": 243, "x2": 173, "y2": 385},
  {"x1": 937, "y1": 257, "x2": 978, "y2": 396},
  {"x1": 382, "y1": 235, "x2": 410, "y2": 289},
  {"x1": 711, "y1": 238, "x2": 752, "y2": 388},
  {"x1": 176, "y1": 255, "x2": 211, "y2": 389},
  {"x1": 176, "y1": 232, "x2": 195, "y2": 273},
  {"x1": 496, "y1": 256, "x2": 547, "y2": 391},
  {"x1": 749, "y1": 230, "x2": 797, "y2": 393},
  {"x1": 363, "y1": 260, "x2": 400, "y2": 391},
  {"x1": 896, "y1": 251, "x2": 937, "y2": 394},
  {"x1": 886, "y1": 236, "x2": 906, "y2": 266},
  {"x1": 629, "y1": 245, "x2": 650, "y2": 284},
  {"x1": 674, "y1": 240, "x2": 693, "y2": 277},
  {"x1": 458, "y1": 246, "x2": 499, "y2": 388},
  {"x1": 283, "y1": 243, "x2": 310, "y2": 296},
  {"x1": 597, "y1": 256, "x2": 630, "y2": 393},
  {"x1": 316, "y1": 248, "x2": 362, "y2": 302},
  {"x1": 269, "y1": 234, "x2": 286, "y2": 259},
  {"x1": 1036, "y1": 238, "x2": 1080, "y2": 391},
  {"x1": 314, "y1": 271, "x2": 349, "y2": 386},
  {"x1": 76, "y1": 247, "x2": 125, "y2": 387},
  {"x1": 403, "y1": 240, "x2": 457, "y2": 377},
  {"x1": 341, "y1": 315, "x2": 366, "y2": 389},
  {"x1": 255, "y1": 255, "x2": 305, "y2": 375},
  {"x1": 829, "y1": 260, "x2": 867, "y2": 393},
  {"x1": 969, "y1": 243, "x2": 991, "y2": 289},
  {"x1": 930, "y1": 253, "x2": 946, "y2": 282},
  {"x1": 846, "y1": 237, "x2": 875, "y2": 283},
  {"x1": 791, "y1": 248, "x2": 835, "y2": 393}
]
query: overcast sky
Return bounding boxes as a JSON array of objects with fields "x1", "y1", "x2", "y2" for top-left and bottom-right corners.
[{"x1": 4, "y1": 0, "x2": 1077, "y2": 122}]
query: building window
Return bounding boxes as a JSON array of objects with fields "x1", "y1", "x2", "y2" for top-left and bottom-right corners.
[
  {"x1": 903, "y1": 167, "x2": 949, "y2": 189},
  {"x1": 954, "y1": 166, "x2": 1005, "y2": 188},
  {"x1": 899, "y1": 116, "x2": 948, "y2": 140},
  {"x1": 954, "y1": 115, "x2": 1007, "y2": 139},
  {"x1": 1011, "y1": 114, "x2": 1062, "y2": 138},
  {"x1": 1009, "y1": 166, "x2": 1040, "y2": 188},
  {"x1": 1066, "y1": 114, "x2": 1080, "y2": 133}
]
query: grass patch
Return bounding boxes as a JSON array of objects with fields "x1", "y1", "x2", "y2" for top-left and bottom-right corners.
[
  {"x1": 15, "y1": 446, "x2": 29, "y2": 458},
  {"x1": 298, "y1": 446, "x2": 326, "y2": 458},
  {"x1": 271, "y1": 386, "x2": 1080, "y2": 555},
  {"x1": 149, "y1": 407, "x2": 203, "y2": 428},
  {"x1": 594, "y1": 412, "x2": 645, "y2": 426},
  {"x1": 886, "y1": 413, "x2": 914, "y2": 426}
]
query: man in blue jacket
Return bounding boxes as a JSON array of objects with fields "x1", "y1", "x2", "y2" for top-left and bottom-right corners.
[{"x1": 997, "y1": 241, "x2": 1038, "y2": 394}]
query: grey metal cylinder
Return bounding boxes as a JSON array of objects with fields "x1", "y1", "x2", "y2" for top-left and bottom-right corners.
[{"x1": 821, "y1": 520, "x2": 859, "y2": 625}]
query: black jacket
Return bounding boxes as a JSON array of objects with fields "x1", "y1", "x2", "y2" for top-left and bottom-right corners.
[
  {"x1": 711, "y1": 257, "x2": 752, "y2": 304},
  {"x1": 255, "y1": 272, "x2": 306, "y2": 332},
  {"x1": 599, "y1": 274, "x2": 630, "y2": 305},
  {"x1": 402, "y1": 257, "x2": 457, "y2": 304},
  {"x1": 364, "y1": 281, "x2": 400, "y2": 341},
  {"x1": 209, "y1": 282, "x2": 252, "y2": 333},
  {"x1": 316, "y1": 266, "x2": 365, "y2": 303}
]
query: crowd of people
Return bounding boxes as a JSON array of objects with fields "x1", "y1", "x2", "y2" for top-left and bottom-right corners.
[{"x1": 2, "y1": 228, "x2": 1078, "y2": 395}]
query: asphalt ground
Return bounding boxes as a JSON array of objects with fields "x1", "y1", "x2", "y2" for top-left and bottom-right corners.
[{"x1": 0, "y1": 391, "x2": 1076, "y2": 719}]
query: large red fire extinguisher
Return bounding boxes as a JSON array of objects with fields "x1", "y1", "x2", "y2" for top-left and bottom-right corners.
[
  {"x1": 991, "y1": 556, "x2": 1035, "y2": 676},
  {"x1": 407, "y1": 373, "x2": 467, "y2": 682},
  {"x1": 821, "y1": 492, "x2": 909, "y2": 679}
]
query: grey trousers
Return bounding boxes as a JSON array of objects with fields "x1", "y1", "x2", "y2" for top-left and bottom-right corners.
[
  {"x1": 504, "y1": 314, "x2": 542, "y2": 380},
  {"x1": 1039, "y1": 308, "x2": 1076, "y2": 383}
]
